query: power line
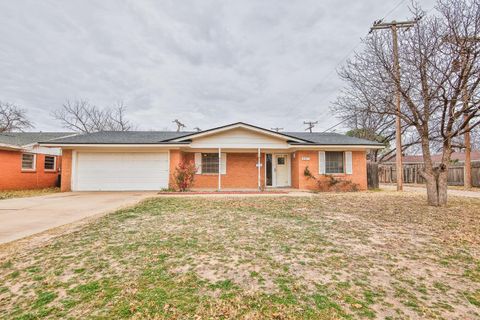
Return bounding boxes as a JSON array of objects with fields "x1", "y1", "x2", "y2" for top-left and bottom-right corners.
[
  {"x1": 382, "y1": 0, "x2": 409, "y2": 20},
  {"x1": 321, "y1": 5, "x2": 427, "y2": 134},
  {"x1": 289, "y1": 0, "x2": 412, "y2": 131},
  {"x1": 322, "y1": 117, "x2": 351, "y2": 133}
]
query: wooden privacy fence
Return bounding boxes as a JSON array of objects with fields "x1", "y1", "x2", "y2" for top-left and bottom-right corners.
[{"x1": 377, "y1": 162, "x2": 480, "y2": 187}]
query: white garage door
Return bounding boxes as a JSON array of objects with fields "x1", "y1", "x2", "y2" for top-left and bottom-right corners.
[{"x1": 74, "y1": 152, "x2": 169, "y2": 191}]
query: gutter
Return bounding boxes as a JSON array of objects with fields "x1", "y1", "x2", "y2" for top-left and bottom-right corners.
[
  {"x1": 38, "y1": 143, "x2": 190, "y2": 148},
  {"x1": 0, "y1": 143, "x2": 22, "y2": 151},
  {"x1": 290, "y1": 144, "x2": 385, "y2": 150}
]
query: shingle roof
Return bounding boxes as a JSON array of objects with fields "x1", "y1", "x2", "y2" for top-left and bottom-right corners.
[
  {"x1": 42, "y1": 131, "x2": 195, "y2": 144},
  {"x1": 0, "y1": 132, "x2": 74, "y2": 147},
  {"x1": 40, "y1": 129, "x2": 383, "y2": 146}
]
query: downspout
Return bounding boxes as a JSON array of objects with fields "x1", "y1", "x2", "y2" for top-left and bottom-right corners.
[
  {"x1": 218, "y1": 148, "x2": 221, "y2": 191},
  {"x1": 258, "y1": 148, "x2": 261, "y2": 191}
]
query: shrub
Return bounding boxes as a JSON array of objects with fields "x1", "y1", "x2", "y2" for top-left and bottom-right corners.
[
  {"x1": 304, "y1": 166, "x2": 316, "y2": 180},
  {"x1": 317, "y1": 175, "x2": 359, "y2": 192},
  {"x1": 173, "y1": 161, "x2": 197, "y2": 191},
  {"x1": 304, "y1": 165, "x2": 359, "y2": 192}
]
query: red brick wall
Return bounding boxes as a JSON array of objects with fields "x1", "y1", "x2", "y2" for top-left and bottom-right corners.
[
  {"x1": 0, "y1": 150, "x2": 61, "y2": 191},
  {"x1": 176, "y1": 152, "x2": 265, "y2": 189},
  {"x1": 60, "y1": 149, "x2": 72, "y2": 192},
  {"x1": 291, "y1": 150, "x2": 368, "y2": 190},
  {"x1": 168, "y1": 150, "x2": 183, "y2": 189},
  {"x1": 57, "y1": 149, "x2": 367, "y2": 192}
]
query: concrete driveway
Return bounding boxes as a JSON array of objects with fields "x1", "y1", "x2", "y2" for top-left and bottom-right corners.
[{"x1": 0, "y1": 192, "x2": 156, "y2": 244}]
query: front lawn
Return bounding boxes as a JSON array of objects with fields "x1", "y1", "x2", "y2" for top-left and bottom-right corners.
[
  {"x1": 0, "y1": 188, "x2": 59, "y2": 200},
  {"x1": 0, "y1": 193, "x2": 479, "y2": 319}
]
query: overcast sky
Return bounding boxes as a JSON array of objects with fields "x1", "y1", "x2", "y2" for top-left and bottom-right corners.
[{"x1": 0, "y1": 0, "x2": 436, "y2": 132}]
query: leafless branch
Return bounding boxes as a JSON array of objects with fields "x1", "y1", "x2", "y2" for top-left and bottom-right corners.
[
  {"x1": 52, "y1": 100, "x2": 135, "y2": 133},
  {"x1": 0, "y1": 101, "x2": 33, "y2": 133}
]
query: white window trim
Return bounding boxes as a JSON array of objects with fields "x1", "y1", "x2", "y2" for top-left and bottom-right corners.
[
  {"x1": 21, "y1": 153, "x2": 36, "y2": 171},
  {"x1": 345, "y1": 151, "x2": 353, "y2": 175},
  {"x1": 195, "y1": 152, "x2": 227, "y2": 175},
  {"x1": 44, "y1": 155, "x2": 57, "y2": 172},
  {"x1": 320, "y1": 151, "x2": 349, "y2": 175}
]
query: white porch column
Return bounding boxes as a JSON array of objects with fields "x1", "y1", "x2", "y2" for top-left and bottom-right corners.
[
  {"x1": 218, "y1": 148, "x2": 222, "y2": 191},
  {"x1": 257, "y1": 148, "x2": 261, "y2": 190}
]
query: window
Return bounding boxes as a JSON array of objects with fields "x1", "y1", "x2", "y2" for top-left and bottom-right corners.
[
  {"x1": 44, "y1": 156, "x2": 56, "y2": 171},
  {"x1": 201, "y1": 153, "x2": 219, "y2": 174},
  {"x1": 22, "y1": 153, "x2": 36, "y2": 170},
  {"x1": 277, "y1": 157, "x2": 285, "y2": 165},
  {"x1": 266, "y1": 154, "x2": 272, "y2": 186},
  {"x1": 325, "y1": 151, "x2": 344, "y2": 174}
]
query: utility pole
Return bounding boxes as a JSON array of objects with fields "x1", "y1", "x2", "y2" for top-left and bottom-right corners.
[
  {"x1": 271, "y1": 127, "x2": 284, "y2": 132},
  {"x1": 370, "y1": 19, "x2": 418, "y2": 191},
  {"x1": 303, "y1": 121, "x2": 318, "y2": 133},
  {"x1": 172, "y1": 119, "x2": 186, "y2": 132}
]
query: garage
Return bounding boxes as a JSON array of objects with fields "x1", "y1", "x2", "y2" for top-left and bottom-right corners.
[{"x1": 73, "y1": 152, "x2": 169, "y2": 191}]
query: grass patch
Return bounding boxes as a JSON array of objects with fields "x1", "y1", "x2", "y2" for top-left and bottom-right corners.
[
  {"x1": 0, "y1": 194, "x2": 479, "y2": 319},
  {"x1": 0, "y1": 188, "x2": 59, "y2": 200}
]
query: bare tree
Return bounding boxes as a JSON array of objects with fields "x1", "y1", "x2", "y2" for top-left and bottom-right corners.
[
  {"x1": 0, "y1": 101, "x2": 33, "y2": 132},
  {"x1": 52, "y1": 100, "x2": 134, "y2": 133},
  {"x1": 471, "y1": 126, "x2": 480, "y2": 149},
  {"x1": 172, "y1": 119, "x2": 186, "y2": 132},
  {"x1": 333, "y1": 48, "x2": 432, "y2": 163},
  {"x1": 336, "y1": 0, "x2": 480, "y2": 206}
]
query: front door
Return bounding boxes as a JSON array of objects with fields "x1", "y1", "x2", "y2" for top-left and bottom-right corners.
[{"x1": 274, "y1": 154, "x2": 289, "y2": 187}]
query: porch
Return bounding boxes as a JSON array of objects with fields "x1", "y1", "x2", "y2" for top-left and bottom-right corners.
[{"x1": 172, "y1": 150, "x2": 293, "y2": 190}]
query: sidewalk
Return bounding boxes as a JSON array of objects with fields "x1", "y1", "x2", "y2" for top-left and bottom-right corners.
[{"x1": 380, "y1": 184, "x2": 480, "y2": 199}]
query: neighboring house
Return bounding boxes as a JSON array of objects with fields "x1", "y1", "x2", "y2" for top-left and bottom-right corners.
[
  {"x1": 39, "y1": 122, "x2": 383, "y2": 192},
  {"x1": 384, "y1": 151, "x2": 480, "y2": 164},
  {"x1": 0, "y1": 132, "x2": 73, "y2": 190}
]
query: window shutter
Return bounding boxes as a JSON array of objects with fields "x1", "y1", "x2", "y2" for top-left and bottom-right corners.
[
  {"x1": 319, "y1": 151, "x2": 326, "y2": 174},
  {"x1": 345, "y1": 151, "x2": 353, "y2": 174},
  {"x1": 194, "y1": 153, "x2": 202, "y2": 174},
  {"x1": 221, "y1": 153, "x2": 227, "y2": 174}
]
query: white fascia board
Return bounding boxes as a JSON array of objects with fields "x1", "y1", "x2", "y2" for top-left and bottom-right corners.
[
  {"x1": 290, "y1": 145, "x2": 384, "y2": 150},
  {"x1": 184, "y1": 146, "x2": 291, "y2": 152},
  {"x1": 172, "y1": 124, "x2": 306, "y2": 143},
  {"x1": 0, "y1": 143, "x2": 22, "y2": 151}
]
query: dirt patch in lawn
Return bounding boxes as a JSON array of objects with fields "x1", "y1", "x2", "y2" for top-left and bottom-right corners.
[{"x1": 0, "y1": 193, "x2": 479, "y2": 319}]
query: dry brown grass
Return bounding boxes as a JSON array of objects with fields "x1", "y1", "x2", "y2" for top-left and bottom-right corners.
[
  {"x1": 0, "y1": 192, "x2": 479, "y2": 319},
  {"x1": 0, "y1": 187, "x2": 59, "y2": 200}
]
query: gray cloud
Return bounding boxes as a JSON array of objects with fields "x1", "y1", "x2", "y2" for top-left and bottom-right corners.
[{"x1": 0, "y1": 0, "x2": 435, "y2": 132}]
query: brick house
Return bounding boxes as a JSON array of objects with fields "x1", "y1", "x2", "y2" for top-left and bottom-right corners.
[
  {"x1": 39, "y1": 123, "x2": 384, "y2": 192},
  {"x1": 0, "y1": 132, "x2": 73, "y2": 190}
]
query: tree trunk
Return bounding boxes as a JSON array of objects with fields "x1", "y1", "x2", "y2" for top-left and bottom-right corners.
[{"x1": 423, "y1": 166, "x2": 448, "y2": 206}]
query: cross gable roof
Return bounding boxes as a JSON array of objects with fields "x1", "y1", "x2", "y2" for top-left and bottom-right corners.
[
  {"x1": 168, "y1": 122, "x2": 309, "y2": 143},
  {"x1": 38, "y1": 123, "x2": 384, "y2": 148}
]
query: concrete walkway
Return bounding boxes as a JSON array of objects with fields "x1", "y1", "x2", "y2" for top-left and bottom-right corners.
[
  {"x1": 381, "y1": 184, "x2": 480, "y2": 199},
  {"x1": 0, "y1": 192, "x2": 156, "y2": 244}
]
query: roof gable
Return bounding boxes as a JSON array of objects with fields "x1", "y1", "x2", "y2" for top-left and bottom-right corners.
[
  {"x1": 171, "y1": 122, "x2": 308, "y2": 143},
  {"x1": 189, "y1": 127, "x2": 294, "y2": 149}
]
